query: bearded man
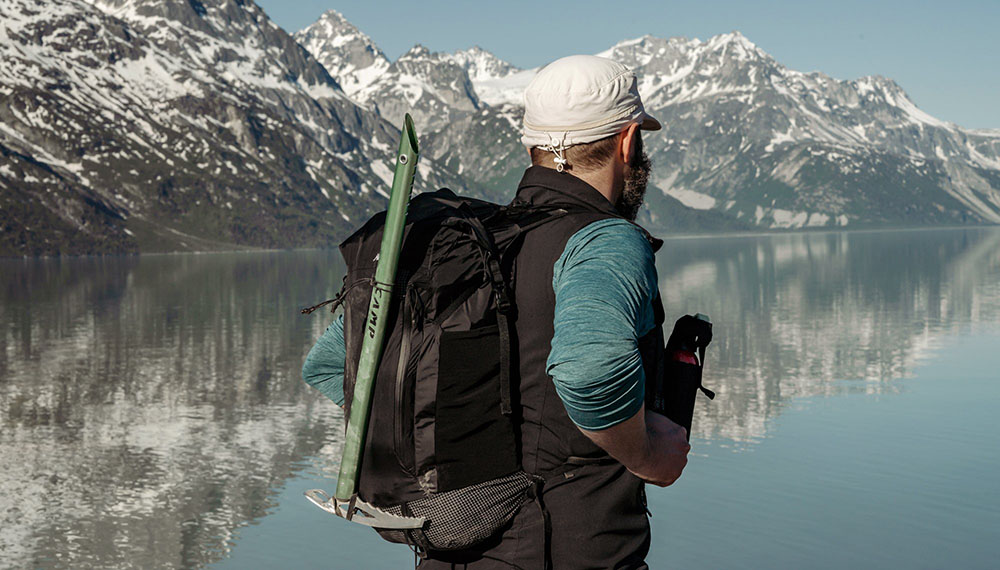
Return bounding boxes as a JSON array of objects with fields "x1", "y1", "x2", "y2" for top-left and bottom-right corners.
[{"x1": 303, "y1": 55, "x2": 691, "y2": 568}]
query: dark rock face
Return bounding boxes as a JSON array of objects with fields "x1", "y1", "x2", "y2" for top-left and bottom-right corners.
[{"x1": 0, "y1": 0, "x2": 467, "y2": 256}]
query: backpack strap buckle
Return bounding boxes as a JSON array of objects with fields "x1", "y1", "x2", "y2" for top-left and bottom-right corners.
[{"x1": 495, "y1": 291, "x2": 511, "y2": 313}]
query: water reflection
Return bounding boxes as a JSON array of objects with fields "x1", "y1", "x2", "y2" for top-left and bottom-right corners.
[
  {"x1": 658, "y1": 228, "x2": 1000, "y2": 442},
  {"x1": 1, "y1": 228, "x2": 998, "y2": 567},
  {"x1": 0, "y1": 252, "x2": 347, "y2": 568}
]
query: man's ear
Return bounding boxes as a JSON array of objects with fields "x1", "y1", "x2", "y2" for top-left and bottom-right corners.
[{"x1": 620, "y1": 123, "x2": 641, "y2": 165}]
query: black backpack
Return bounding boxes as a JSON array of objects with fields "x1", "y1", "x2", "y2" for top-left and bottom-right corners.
[{"x1": 322, "y1": 188, "x2": 566, "y2": 551}]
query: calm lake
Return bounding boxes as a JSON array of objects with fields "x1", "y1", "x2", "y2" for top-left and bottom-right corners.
[{"x1": 2, "y1": 227, "x2": 999, "y2": 569}]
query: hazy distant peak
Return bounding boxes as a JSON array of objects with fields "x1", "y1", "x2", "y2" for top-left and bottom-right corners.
[
  {"x1": 599, "y1": 31, "x2": 772, "y2": 70},
  {"x1": 448, "y1": 45, "x2": 520, "y2": 82},
  {"x1": 699, "y1": 31, "x2": 765, "y2": 64},
  {"x1": 605, "y1": 34, "x2": 657, "y2": 49},
  {"x1": 294, "y1": 8, "x2": 388, "y2": 97},
  {"x1": 314, "y1": 8, "x2": 348, "y2": 24},
  {"x1": 708, "y1": 30, "x2": 757, "y2": 48},
  {"x1": 296, "y1": 9, "x2": 384, "y2": 57},
  {"x1": 854, "y1": 74, "x2": 903, "y2": 94},
  {"x1": 400, "y1": 43, "x2": 433, "y2": 59},
  {"x1": 598, "y1": 34, "x2": 663, "y2": 56},
  {"x1": 463, "y1": 45, "x2": 495, "y2": 55}
]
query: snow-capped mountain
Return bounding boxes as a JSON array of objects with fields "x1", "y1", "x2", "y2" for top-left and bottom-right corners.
[
  {"x1": 292, "y1": 9, "x2": 389, "y2": 98},
  {"x1": 3, "y1": 4, "x2": 998, "y2": 256},
  {"x1": 448, "y1": 46, "x2": 518, "y2": 82},
  {"x1": 295, "y1": 13, "x2": 525, "y2": 129},
  {"x1": 359, "y1": 44, "x2": 483, "y2": 133},
  {"x1": 445, "y1": 46, "x2": 536, "y2": 107},
  {"x1": 598, "y1": 32, "x2": 1000, "y2": 228},
  {"x1": 300, "y1": 18, "x2": 1000, "y2": 231},
  {"x1": 0, "y1": 0, "x2": 465, "y2": 256}
]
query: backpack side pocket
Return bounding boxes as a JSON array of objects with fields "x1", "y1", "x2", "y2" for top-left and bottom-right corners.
[{"x1": 435, "y1": 324, "x2": 519, "y2": 492}]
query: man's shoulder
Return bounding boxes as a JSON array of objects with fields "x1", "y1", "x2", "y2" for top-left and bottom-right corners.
[
  {"x1": 570, "y1": 217, "x2": 653, "y2": 243},
  {"x1": 558, "y1": 218, "x2": 655, "y2": 271}
]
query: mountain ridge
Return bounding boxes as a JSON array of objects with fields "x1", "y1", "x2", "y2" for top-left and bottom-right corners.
[
  {"x1": 296, "y1": 15, "x2": 1000, "y2": 230},
  {"x1": 0, "y1": 0, "x2": 471, "y2": 256},
  {"x1": 1, "y1": 3, "x2": 997, "y2": 256}
]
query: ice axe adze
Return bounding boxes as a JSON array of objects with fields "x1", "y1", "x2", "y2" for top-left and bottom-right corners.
[{"x1": 304, "y1": 114, "x2": 426, "y2": 531}]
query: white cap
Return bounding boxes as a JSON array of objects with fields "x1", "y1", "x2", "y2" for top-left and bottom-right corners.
[{"x1": 521, "y1": 55, "x2": 661, "y2": 156}]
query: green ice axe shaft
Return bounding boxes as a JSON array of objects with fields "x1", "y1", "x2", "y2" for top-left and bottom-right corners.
[
  {"x1": 335, "y1": 114, "x2": 419, "y2": 503},
  {"x1": 303, "y1": 115, "x2": 424, "y2": 530}
]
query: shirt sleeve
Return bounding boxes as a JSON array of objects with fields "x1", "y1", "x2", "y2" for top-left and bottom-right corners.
[
  {"x1": 302, "y1": 314, "x2": 346, "y2": 406},
  {"x1": 546, "y1": 219, "x2": 658, "y2": 431}
]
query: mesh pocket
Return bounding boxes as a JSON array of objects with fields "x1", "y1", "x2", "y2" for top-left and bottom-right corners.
[{"x1": 376, "y1": 470, "x2": 538, "y2": 551}]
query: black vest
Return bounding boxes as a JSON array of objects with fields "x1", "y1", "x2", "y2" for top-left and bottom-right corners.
[{"x1": 508, "y1": 166, "x2": 664, "y2": 568}]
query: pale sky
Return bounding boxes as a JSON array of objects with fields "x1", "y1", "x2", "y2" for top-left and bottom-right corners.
[{"x1": 257, "y1": 0, "x2": 1000, "y2": 129}]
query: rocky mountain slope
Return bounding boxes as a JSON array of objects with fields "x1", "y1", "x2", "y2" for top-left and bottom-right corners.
[
  {"x1": 3, "y1": 4, "x2": 998, "y2": 256},
  {"x1": 300, "y1": 14, "x2": 1000, "y2": 232},
  {"x1": 599, "y1": 33, "x2": 1000, "y2": 229},
  {"x1": 296, "y1": 12, "x2": 507, "y2": 134},
  {"x1": 292, "y1": 9, "x2": 388, "y2": 99},
  {"x1": 0, "y1": 0, "x2": 465, "y2": 256}
]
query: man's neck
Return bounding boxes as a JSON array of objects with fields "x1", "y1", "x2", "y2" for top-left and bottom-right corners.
[{"x1": 535, "y1": 164, "x2": 619, "y2": 206}]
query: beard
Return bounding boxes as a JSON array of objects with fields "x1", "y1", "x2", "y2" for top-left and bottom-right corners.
[{"x1": 616, "y1": 145, "x2": 652, "y2": 222}]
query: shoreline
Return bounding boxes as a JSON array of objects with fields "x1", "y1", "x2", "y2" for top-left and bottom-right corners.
[
  {"x1": 650, "y1": 222, "x2": 1000, "y2": 241},
  {"x1": 3, "y1": 223, "x2": 998, "y2": 260}
]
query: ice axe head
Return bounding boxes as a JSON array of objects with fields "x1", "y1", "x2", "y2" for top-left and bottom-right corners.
[{"x1": 304, "y1": 489, "x2": 426, "y2": 530}]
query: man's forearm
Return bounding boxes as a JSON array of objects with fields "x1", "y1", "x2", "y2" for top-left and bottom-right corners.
[{"x1": 579, "y1": 405, "x2": 690, "y2": 487}]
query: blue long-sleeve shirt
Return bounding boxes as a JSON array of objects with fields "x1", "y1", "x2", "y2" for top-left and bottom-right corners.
[{"x1": 301, "y1": 218, "x2": 657, "y2": 430}]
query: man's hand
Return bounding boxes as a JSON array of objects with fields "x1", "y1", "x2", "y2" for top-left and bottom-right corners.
[
  {"x1": 579, "y1": 405, "x2": 690, "y2": 487},
  {"x1": 632, "y1": 411, "x2": 690, "y2": 486}
]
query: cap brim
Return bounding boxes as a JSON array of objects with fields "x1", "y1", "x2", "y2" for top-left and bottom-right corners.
[{"x1": 640, "y1": 113, "x2": 661, "y2": 131}]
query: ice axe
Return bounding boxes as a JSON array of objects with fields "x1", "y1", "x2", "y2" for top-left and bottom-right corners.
[{"x1": 304, "y1": 114, "x2": 426, "y2": 531}]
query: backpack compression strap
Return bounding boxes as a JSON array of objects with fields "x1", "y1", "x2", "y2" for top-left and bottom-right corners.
[
  {"x1": 454, "y1": 202, "x2": 571, "y2": 417},
  {"x1": 456, "y1": 202, "x2": 516, "y2": 415}
]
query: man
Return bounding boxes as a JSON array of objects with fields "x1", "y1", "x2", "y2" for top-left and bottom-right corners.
[{"x1": 303, "y1": 55, "x2": 690, "y2": 568}]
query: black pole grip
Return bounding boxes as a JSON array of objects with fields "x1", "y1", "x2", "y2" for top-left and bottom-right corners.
[
  {"x1": 645, "y1": 314, "x2": 714, "y2": 442},
  {"x1": 659, "y1": 360, "x2": 703, "y2": 441}
]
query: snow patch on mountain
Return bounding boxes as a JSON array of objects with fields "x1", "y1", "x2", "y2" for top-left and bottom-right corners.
[
  {"x1": 294, "y1": 10, "x2": 389, "y2": 97},
  {"x1": 353, "y1": 43, "x2": 483, "y2": 132},
  {"x1": 664, "y1": 187, "x2": 718, "y2": 210},
  {"x1": 446, "y1": 46, "x2": 536, "y2": 106},
  {"x1": 472, "y1": 68, "x2": 537, "y2": 107},
  {"x1": 447, "y1": 46, "x2": 517, "y2": 82}
]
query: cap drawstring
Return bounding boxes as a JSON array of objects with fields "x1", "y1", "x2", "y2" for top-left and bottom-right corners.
[{"x1": 539, "y1": 132, "x2": 569, "y2": 172}]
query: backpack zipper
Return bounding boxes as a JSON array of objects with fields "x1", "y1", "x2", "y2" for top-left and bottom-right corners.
[{"x1": 394, "y1": 285, "x2": 417, "y2": 474}]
